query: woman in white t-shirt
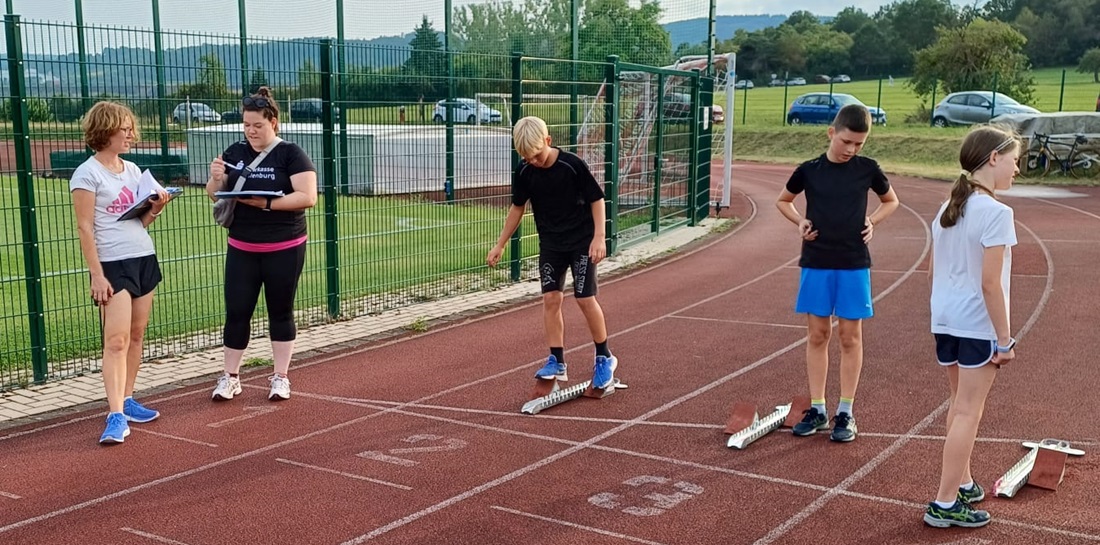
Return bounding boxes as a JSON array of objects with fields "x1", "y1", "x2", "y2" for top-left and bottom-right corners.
[
  {"x1": 923, "y1": 125, "x2": 1020, "y2": 529},
  {"x1": 70, "y1": 101, "x2": 173, "y2": 445}
]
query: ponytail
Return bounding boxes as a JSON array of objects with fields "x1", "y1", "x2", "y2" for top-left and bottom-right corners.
[{"x1": 940, "y1": 175, "x2": 996, "y2": 228}]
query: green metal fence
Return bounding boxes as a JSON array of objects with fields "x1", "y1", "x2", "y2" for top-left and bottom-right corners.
[{"x1": 0, "y1": 16, "x2": 713, "y2": 390}]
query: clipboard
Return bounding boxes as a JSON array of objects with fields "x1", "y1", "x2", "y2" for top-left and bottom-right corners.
[
  {"x1": 214, "y1": 190, "x2": 285, "y2": 199},
  {"x1": 117, "y1": 171, "x2": 182, "y2": 221}
]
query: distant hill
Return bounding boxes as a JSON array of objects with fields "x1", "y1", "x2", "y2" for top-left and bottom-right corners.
[{"x1": 663, "y1": 14, "x2": 835, "y2": 47}]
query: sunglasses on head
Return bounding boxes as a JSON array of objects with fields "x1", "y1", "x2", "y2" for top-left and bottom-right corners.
[{"x1": 242, "y1": 96, "x2": 271, "y2": 109}]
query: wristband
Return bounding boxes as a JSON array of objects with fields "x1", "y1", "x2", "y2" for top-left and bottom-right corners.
[{"x1": 995, "y1": 338, "x2": 1016, "y2": 353}]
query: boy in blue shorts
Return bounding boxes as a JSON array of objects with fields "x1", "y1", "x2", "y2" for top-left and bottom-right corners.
[{"x1": 776, "y1": 104, "x2": 900, "y2": 442}]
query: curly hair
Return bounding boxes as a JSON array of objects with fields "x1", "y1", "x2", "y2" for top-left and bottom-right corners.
[{"x1": 82, "y1": 101, "x2": 140, "y2": 152}]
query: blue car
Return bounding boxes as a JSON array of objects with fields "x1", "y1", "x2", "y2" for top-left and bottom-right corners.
[{"x1": 787, "y1": 93, "x2": 887, "y2": 126}]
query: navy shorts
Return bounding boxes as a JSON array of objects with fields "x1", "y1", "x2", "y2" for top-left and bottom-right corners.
[
  {"x1": 795, "y1": 267, "x2": 873, "y2": 320},
  {"x1": 539, "y1": 248, "x2": 597, "y2": 298},
  {"x1": 934, "y1": 334, "x2": 995, "y2": 368},
  {"x1": 100, "y1": 254, "x2": 162, "y2": 299}
]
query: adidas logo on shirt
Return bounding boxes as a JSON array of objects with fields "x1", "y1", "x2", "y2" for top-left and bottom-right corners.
[{"x1": 105, "y1": 186, "x2": 135, "y2": 214}]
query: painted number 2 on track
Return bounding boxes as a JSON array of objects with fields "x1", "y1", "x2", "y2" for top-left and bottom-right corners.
[{"x1": 357, "y1": 434, "x2": 468, "y2": 467}]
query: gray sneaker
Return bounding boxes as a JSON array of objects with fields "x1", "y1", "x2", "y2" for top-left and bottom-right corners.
[
  {"x1": 792, "y1": 407, "x2": 830, "y2": 436},
  {"x1": 830, "y1": 412, "x2": 857, "y2": 442},
  {"x1": 268, "y1": 374, "x2": 291, "y2": 401}
]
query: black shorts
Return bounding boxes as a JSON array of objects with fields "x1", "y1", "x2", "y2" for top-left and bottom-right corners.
[
  {"x1": 539, "y1": 248, "x2": 597, "y2": 298},
  {"x1": 934, "y1": 333, "x2": 995, "y2": 368},
  {"x1": 100, "y1": 254, "x2": 162, "y2": 299}
]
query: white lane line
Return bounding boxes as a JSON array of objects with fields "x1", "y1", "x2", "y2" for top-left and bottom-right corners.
[
  {"x1": 275, "y1": 458, "x2": 412, "y2": 491},
  {"x1": 491, "y1": 506, "x2": 669, "y2": 545}
]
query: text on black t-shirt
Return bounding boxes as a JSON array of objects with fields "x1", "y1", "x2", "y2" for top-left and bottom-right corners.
[{"x1": 221, "y1": 140, "x2": 316, "y2": 243}]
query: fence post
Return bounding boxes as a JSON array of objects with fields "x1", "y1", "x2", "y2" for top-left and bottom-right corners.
[
  {"x1": 741, "y1": 80, "x2": 747, "y2": 125},
  {"x1": 929, "y1": 82, "x2": 938, "y2": 126},
  {"x1": 876, "y1": 75, "x2": 883, "y2": 113},
  {"x1": 697, "y1": 75, "x2": 714, "y2": 224},
  {"x1": 569, "y1": 0, "x2": 579, "y2": 146},
  {"x1": 237, "y1": 0, "x2": 247, "y2": 96},
  {"x1": 444, "y1": 0, "x2": 455, "y2": 203},
  {"x1": 319, "y1": 39, "x2": 340, "y2": 319},
  {"x1": 604, "y1": 55, "x2": 620, "y2": 255},
  {"x1": 782, "y1": 70, "x2": 789, "y2": 125},
  {"x1": 336, "y1": 0, "x2": 350, "y2": 196},
  {"x1": 1058, "y1": 69, "x2": 1066, "y2": 112},
  {"x1": 5, "y1": 14, "x2": 48, "y2": 383},
  {"x1": 651, "y1": 74, "x2": 665, "y2": 234},
  {"x1": 509, "y1": 52, "x2": 523, "y2": 282},
  {"x1": 74, "y1": 0, "x2": 91, "y2": 112},
  {"x1": 151, "y1": 0, "x2": 170, "y2": 162},
  {"x1": 990, "y1": 72, "x2": 999, "y2": 122}
]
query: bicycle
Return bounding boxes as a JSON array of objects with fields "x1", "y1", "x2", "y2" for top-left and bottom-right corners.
[{"x1": 1026, "y1": 133, "x2": 1099, "y2": 179}]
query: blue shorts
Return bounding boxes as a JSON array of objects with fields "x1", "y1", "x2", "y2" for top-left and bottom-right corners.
[
  {"x1": 795, "y1": 268, "x2": 873, "y2": 320},
  {"x1": 934, "y1": 334, "x2": 995, "y2": 368}
]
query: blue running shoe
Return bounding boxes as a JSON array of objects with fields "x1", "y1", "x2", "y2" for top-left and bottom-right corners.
[
  {"x1": 958, "y1": 482, "x2": 985, "y2": 504},
  {"x1": 535, "y1": 355, "x2": 568, "y2": 381},
  {"x1": 99, "y1": 412, "x2": 130, "y2": 444},
  {"x1": 123, "y1": 397, "x2": 160, "y2": 423},
  {"x1": 592, "y1": 354, "x2": 618, "y2": 389}
]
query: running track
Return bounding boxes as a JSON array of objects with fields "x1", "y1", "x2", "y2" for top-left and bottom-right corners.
[{"x1": 1, "y1": 163, "x2": 1098, "y2": 545}]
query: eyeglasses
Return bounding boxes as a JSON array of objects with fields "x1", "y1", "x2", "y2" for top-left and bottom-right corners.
[{"x1": 242, "y1": 96, "x2": 271, "y2": 109}]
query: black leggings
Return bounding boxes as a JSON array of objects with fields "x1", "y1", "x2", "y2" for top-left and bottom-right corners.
[{"x1": 223, "y1": 243, "x2": 306, "y2": 349}]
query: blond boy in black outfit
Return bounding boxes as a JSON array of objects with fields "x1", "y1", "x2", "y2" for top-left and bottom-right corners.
[{"x1": 487, "y1": 116, "x2": 618, "y2": 389}]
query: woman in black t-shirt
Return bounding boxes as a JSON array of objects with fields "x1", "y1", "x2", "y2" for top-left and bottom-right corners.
[{"x1": 204, "y1": 87, "x2": 317, "y2": 403}]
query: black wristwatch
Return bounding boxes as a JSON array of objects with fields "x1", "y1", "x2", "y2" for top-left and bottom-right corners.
[{"x1": 263, "y1": 197, "x2": 272, "y2": 212}]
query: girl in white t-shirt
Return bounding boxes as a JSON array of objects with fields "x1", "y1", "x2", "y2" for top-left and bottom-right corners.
[
  {"x1": 924, "y1": 125, "x2": 1020, "y2": 529},
  {"x1": 70, "y1": 101, "x2": 173, "y2": 445}
]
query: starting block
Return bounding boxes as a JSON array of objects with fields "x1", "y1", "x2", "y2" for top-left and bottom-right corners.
[
  {"x1": 782, "y1": 396, "x2": 812, "y2": 428},
  {"x1": 726, "y1": 403, "x2": 792, "y2": 450},
  {"x1": 993, "y1": 438, "x2": 1085, "y2": 498},
  {"x1": 724, "y1": 402, "x2": 759, "y2": 435},
  {"x1": 520, "y1": 378, "x2": 627, "y2": 415}
]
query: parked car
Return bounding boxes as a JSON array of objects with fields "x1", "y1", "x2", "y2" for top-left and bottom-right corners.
[
  {"x1": 732, "y1": 79, "x2": 754, "y2": 90},
  {"x1": 220, "y1": 109, "x2": 242, "y2": 123},
  {"x1": 787, "y1": 92, "x2": 887, "y2": 126},
  {"x1": 830, "y1": 74, "x2": 851, "y2": 83},
  {"x1": 432, "y1": 98, "x2": 502, "y2": 124},
  {"x1": 931, "y1": 91, "x2": 1040, "y2": 127},
  {"x1": 787, "y1": 77, "x2": 807, "y2": 86},
  {"x1": 288, "y1": 98, "x2": 341, "y2": 122},
  {"x1": 813, "y1": 74, "x2": 831, "y2": 84},
  {"x1": 172, "y1": 102, "x2": 220, "y2": 123}
]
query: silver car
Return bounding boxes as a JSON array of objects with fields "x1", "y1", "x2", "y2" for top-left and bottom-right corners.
[{"x1": 932, "y1": 91, "x2": 1039, "y2": 127}]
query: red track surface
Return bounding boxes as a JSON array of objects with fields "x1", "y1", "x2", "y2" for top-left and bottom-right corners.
[{"x1": 2, "y1": 163, "x2": 1098, "y2": 545}]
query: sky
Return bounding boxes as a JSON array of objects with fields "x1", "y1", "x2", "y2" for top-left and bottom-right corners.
[{"x1": 3, "y1": 0, "x2": 977, "y2": 42}]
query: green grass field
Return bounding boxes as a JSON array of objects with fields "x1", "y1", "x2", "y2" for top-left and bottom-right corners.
[
  {"x1": 715, "y1": 67, "x2": 1100, "y2": 127},
  {"x1": 0, "y1": 182, "x2": 541, "y2": 383}
]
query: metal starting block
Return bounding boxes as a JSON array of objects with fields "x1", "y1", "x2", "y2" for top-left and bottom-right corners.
[
  {"x1": 727, "y1": 403, "x2": 792, "y2": 450},
  {"x1": 520, "y1": 378, "x2": 627, "y2": 415},
  {"x1": 993, "y1": 438, "x2": 1086, "y2": 498}
]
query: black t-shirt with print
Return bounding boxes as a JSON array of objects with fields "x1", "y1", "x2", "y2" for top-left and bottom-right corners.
[
  {"x1": 220, "y1": 140, "x2": 316, "y2": 243},
  {"x1": 512, "y1": 148, "x2": 606, "y2": 252},
  {"x1": 785, "y1": 154, "x2": 891, "y2": 270}
]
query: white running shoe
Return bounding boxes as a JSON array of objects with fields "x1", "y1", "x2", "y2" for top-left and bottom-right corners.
[
  {"x1": 211, "y1": 374, "x2": 242, "y2": 401},
  {"x1": 268, "y1": 374, "x2": 291, "y2": 401}
]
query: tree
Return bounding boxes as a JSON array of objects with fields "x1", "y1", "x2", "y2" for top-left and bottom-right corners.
[
  {"x1": 876, "y1": 0, "x2": 960, "y2": 70},
  {"x1": 298, "y1": 60, "x2": 320, "y2": 98},
  {"x1": 831, "y1": 7, "x2": 872, "y2": 34},
  {"x1": 910, "y1": 18, "x2": 1035, "y2": 104},
  {"x1": 197, "y1": 53, "x2": 228, "y2": 100},
  {"x1": 578, "y1": 0, "x2": 671, "y2": 67},
  {"x1": 248, "y1": 66, "x2": 269, "y2": 95},
  {"x1": 782, "y1": 10, "x2": 821, "y2": 34},
  {"x1": 1078, "y1": 48, "x2": 1100, "y2": 83}
]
